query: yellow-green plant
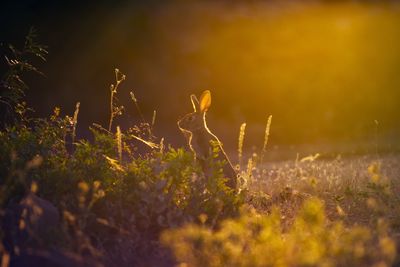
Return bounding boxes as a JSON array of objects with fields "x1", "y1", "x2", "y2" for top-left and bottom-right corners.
[{"x1": 161, "y1": 198, "x2": 396, "y2": 267}]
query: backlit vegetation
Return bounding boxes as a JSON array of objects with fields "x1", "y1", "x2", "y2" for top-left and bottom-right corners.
[{"x1": 0, "y1": 29, "x2": 399, "y2": 267}]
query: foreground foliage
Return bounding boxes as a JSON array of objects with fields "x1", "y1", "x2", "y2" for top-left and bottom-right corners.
[{"x1": 162, "y1": 198, "x2": 396, "y2": 267}]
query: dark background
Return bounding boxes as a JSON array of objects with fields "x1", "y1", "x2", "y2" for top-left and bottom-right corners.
[{"x1": 1, "y1": 0, "x2": 400, "y2": 159}]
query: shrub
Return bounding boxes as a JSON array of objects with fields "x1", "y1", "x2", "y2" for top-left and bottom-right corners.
[{"x1": 161, "y1": 198, "x2": 396, "y2": 267}]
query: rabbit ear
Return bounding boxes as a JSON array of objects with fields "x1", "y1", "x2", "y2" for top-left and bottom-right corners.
[
  {"x1": 190, "y1": 94, "x2": 199, "y2": 112},
  {"x1": 199, "y1": 90, "x2": 211, "y2": 113}
]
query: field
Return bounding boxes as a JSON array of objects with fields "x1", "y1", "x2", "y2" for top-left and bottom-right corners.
[
  {"x1": 1, "y1": 14, "x2": 400, "y2": 267},
  {"x1": 256, "y1": 153, "x2": 400, "y2": 230},
  {"x1": 163, "y1": 152, "x2": 400, "y2": 266}
]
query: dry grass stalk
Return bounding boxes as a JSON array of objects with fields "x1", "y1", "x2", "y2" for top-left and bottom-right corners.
[
  {"x1": 238, "y1": 122, "x2": 246, "y2": 168},
  {"x1": 72, "y1": 102, "x2": 80, "y2": 144},
  {"x1": 108, "y1": 69, "x2": 125, "y2": 131},
  {"x1": 130, "y1": 91, "x2": 145, "y2": 123},
  {"x1": 246, "y1": 157, "x2": 253, "y2": 188},
  {"x1": 116, "y1": 126, "x2": 122, "y2": 162},
  {"x1": 151, "y1": 110, "x2": 157, "y2": 130},
  {"x1": 260, "y1": 115, "x2": 272, "y2": 165}
]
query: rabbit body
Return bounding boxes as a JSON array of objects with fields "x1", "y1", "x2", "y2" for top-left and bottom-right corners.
[{"x1": 178, "y1": 90, "x2": 237, "y2": 189}]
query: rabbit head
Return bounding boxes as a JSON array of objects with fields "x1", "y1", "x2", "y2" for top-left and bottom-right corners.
[{"x1": 177, "y1": 90, "x2": 211, "y2": 133}]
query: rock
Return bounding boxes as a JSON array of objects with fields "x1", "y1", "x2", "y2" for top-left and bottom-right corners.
[
  {"x1": 2, "y1": 192, "x2": 60, "y2": 251},
  {"x1": 2, "y1": 193, "x2": 103, "y2": 267}
]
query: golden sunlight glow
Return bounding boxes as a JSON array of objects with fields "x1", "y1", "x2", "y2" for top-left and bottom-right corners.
[
  {"x1": 92, "y1": 2, "x2": 400, "y2": 144},
  {"x1": 146, "y1": 2, "x2": 400, "y2": 143}
]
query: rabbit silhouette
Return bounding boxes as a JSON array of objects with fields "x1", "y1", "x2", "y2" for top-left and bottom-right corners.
[{"x1": 178, "y1": 90, "x2": 237, "y2": 189}]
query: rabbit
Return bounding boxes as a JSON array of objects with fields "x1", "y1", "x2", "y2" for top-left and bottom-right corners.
[{"x1": 177, "y1": 90, "x2": 237, "y2": 190}]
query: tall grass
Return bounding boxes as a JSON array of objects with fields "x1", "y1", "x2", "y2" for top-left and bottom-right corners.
[
  {"x1": 116, "y1": 125, "x2": 122, "y2": 162},
  {"x1": 72, "y1": 101, "x2": 80, "y2": 144},
  {"x1": 260, "y1": 114, "x2": 272, "y2": 166},
  {"x1": 108, "y1": 69, "x2": 125, "y2": 131},
  {"x1": 237, "y1": 122, "x2": 246, "y2": 167}
]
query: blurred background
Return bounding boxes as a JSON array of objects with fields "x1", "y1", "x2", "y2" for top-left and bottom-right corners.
[{"x1": 1, "y1": 0, "x2": 400, "y2": 159}]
